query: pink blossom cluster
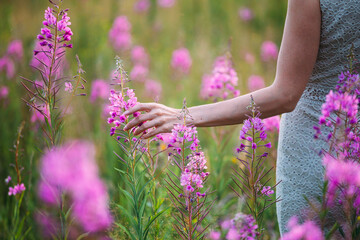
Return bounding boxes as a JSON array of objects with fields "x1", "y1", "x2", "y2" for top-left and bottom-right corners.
[
  {"x1": 260, "y1": 41, "x2": 278, "y2": 62},
  {"x1": 171, "y1": 47, "x2": 192, "y2": 75},
  {"x1": 335, "y1": 71, "x2": 360, "y2": 97},
  {"x1": 209, "y1": 213, "x2": 259, "y2": 240},
  {"x1": 281, "y1": 216, "x2": 324, "y2": 240},
  {"x1": 145, "y1": 79, "x2": 162, "y2": 99},
  {"x1": 134, "y1": 0, "x2": 150, "y2": 13},
  {"x1": 157, "y1": 0, "x2": 176, "y2": 8},
  {"x1": 90, "y1": 79, "x2": 110, "y2": 102},
  {"x1": 0, "y1": 40, "x2": 23, "y2": 79},
  {"x1": 180, "y1": 152, "x2": 209, "y2": 194},
  {"x1": 131, "y1": 45, "x2": 150, "y2": 67},
  {"x1": 0, "y1": 86, "x2": 9, "y2": 100},
  {"x1": 238, "y1": 7, "x2": 253, "y2": 22},
  {"x1": 5, "y1": 176, "x2": 11, "y2": 184},
  {"x1": 237, "y1": 115, "x2": 271, "y2": 153},
  {"x1": 38, "y1": 141, "x2": 113, "y2": 232},
  {"x1": 323, "y1": 154, "x2": 360, "y2": 205},
  {"x1": 168, "y1": 124, "x2": 199, "y2": 154},
  {"x1": 261, "y1": 186, "x2": 274, "y2": 196},
  {"x1": 263, "y1": 115, "x2": 281, "y2": 133},
  {"x1": 36, "y1": 7, "x2": 73, "y2": 50},
  {"x1": 247, "y1": 75, "x2": 265, "y2": 92},
  {"x1": 8, "y1": 183, "x2": 26, "y2": 196},
  {"x1": 200, "y1": 55, "x2": 240, "y2": 101},
  {"x1": 109, "y1": 16, "x2": 132, "y2": 51},
  {"x1": 108, "y1": 88, "x2": 139, "y2": 136}
]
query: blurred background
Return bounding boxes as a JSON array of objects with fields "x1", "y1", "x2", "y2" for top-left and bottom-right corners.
[{"x1": 0, "y1": 0, "x2": 287, "y2": 238}]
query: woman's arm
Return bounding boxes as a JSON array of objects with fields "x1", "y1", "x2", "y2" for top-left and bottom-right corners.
[{"x1": 124, "y1": 0, "x2": 321, "y2": 137}]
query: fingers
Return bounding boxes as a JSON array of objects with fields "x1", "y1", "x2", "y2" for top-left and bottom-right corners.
[
  {"x1": 123, "y1": 103, "x2": 158, "y2": 116},
  {"x1": 133, "y1": 118, "x2": 164, "y2": 135},
  {"x1": 141, "y1": 124, "x2": 171, "y2": 139},
  {"x1": 124, "y1": 112, "x2": 156, "y2": 131}
]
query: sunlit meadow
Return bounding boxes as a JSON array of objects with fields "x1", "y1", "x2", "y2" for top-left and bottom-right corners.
[{"x1": 1, "y1": 0, "x2": 359, "y2": 239}]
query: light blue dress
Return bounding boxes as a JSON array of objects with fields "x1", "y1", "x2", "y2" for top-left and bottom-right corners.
[{"x1": 276, "y1": 0, "x2": 360, "y2": 235}]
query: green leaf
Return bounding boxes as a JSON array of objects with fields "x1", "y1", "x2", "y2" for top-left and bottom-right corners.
[
  {"x1": 115, "y1": 222, "x2": 137, "y2": 240},
  {"x1": 143, "y1": 208, "x2": 169, "y2": 239},
  {"x1": 115, "y1": 204, "x2": 137, "y2": 227}
]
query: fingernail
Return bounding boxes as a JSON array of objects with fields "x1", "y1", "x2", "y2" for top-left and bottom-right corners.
[{"x1": 123, "y1": 125, "x2": 128, "y2": 130}]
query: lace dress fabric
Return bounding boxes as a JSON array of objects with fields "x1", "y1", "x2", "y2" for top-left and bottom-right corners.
[{"x1": 276, "y1": 0, "x2": 360, "y2": 235}]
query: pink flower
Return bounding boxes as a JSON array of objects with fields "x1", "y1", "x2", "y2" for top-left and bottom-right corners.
[
  {"x1": 0, "y1": 86, "x2": 9, "y2": 99},
  {"x1": 64, "y1": 82, "x2": 73, "y2": 92},
  {"x1": 130, "y1": 64, "x2": 148, "y2": 82},
  {"x1": 7, "y1": 40, "x2": 23, "y2": 61},
  {"x1": 208, "y1": 231, "x2": 221, "y2": 240},
  {"x1": 171, "y1": 47, "x2": 192, "y2": 75},
  {"x1": 247, "y1": 75, "x2": 265, "y2": 92},
  {"x1": 200, "y1": 55, "x2": 240, "y2": 101},
  {"x1": 134, "y1": 0, "x2": 150, "y2": 13},
  {"x1": 0, "y1": 56, "x2": 15, "y2": 79},
  {"x1": 5, "y1": 176, "x2": 11, "y2": 184},
  {"x1": 226, "y1": 228, "x2": 240, "y2": 240},
  {"x1": 8, "y1": 183, "x2": 26, "y2": 196},
  {"x1": 261, "y1": 41, "x2": 278, "y2": 62},
  {"x1": 109, "y1": 16, "x2": 132, "y2": 51},
  {"x1": 131, "y1": 45, "x2": 149, "y2": 66},
  {"x1": 90, "y1": 79, "x2": 110, "y2": 102},
  {"x1": 263, "y1": 115, "x2": 280, "y2": 133},
  {"x1": 145, "y1": 79, "x2": 162, "y2": 99},
  {"x1": 157, "y1": 0, "x2": 176, "y2": 8},
  {"x1": 39, "y1": 141, "x2": 113, "y2": 232},
  {"x1": 244, "y1": 52, "x2": 255, "y2": 64},
  {"x1": 281, "y1": 217, "x2": 324, "y2": 240},
  {"x1": 30, "y1": 105, "x2": 49, "y2": 123},
  {"x1": 238, "y1": 7, "x2": 253, "y2": 21},
  {"x1": 261, "y1": 186, "x2": 274, "y2": 196}
]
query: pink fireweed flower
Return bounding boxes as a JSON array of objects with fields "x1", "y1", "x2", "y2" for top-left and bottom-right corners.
[
  {"x1": 134, "y1": 0, "x2": 150, "y2": 13},
  {"x1": 200, "y1": 55, "x2": 240, "y2": 101},
  {"x1": 281, "y1": 216, "x2": 324, "y2": 240},
  {"x1": 223, "y1": 213, "x2": 259, "y2": 240},
  {"x1": 8, "y1": 183, "x2": 26, "y2": 196},
  {"x1": 247, "y1": 75, "x2": 265, "y2": 92},
  {"x1": 208, "y1": 231, "x2": 221, "y2": 240},
  {"x1": 131, "y1": 45, "x2": 149, "y2": 66},
  {"x1": 39, "y1": 141, "x2": 113, "y2": 232},
  {"x1": 244, "y1": 52, "x2": 255, "y2": 64},
  {"x1": 5, "y1": 176, "x2": 11, "y2": 184},
  {"x1": 238, "y1": 7, "x2": 253, "y2": 21},
  {"x1": 7, "y1": 40, "x2": 23, "y2": 61},
  {"x1": 0, "y1": 86, "x2": 9, "y2": 99},
  {"x1": 261, "y1": 186, "x2": 274, "y2": 196},
  {"x1": 109, "y1": 16, "x2": 132, "y2": 51},
  {"x1": 171, "y1": 48, "x2": 192, "y2": 75},
  {"x1": 0, "y1": 56, "x2": 15, "y2": 79},
  {"x1": 157, "y1": 0, "x2": 176, "y2": 8},
  {"x1": 169, "y1": 124, "x2": 199, "y2": 152},
  {"x1": 261, "y1": 41, "x2": 278, "y2": 62},
  {"x1": 145, "y1": 79, "x2": 162, "y2": 99},
  {"x1": 180, "y1": 152, "x2": 209, "y2": 194},
  {"x1": 323, "y1": 154, "x2": 360, "y2": 205},
  {"x1": 90, "y1": 79, "x2": 110, "y2": 102},
  {"x1": 130, "y1": 64, "x2": 148, "y2": 82},
  {"x1": 64, "y1": 82, "x2": 73, "y2": 92},
  {"x1": 263, "y1": 115, "x2": 280, "y2": 133},
  {"x1": 108, "y1": 88, "x2": 139, "y2": 135}
]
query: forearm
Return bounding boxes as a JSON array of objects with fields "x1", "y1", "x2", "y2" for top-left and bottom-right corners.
[{"x1": 189, "y1": 84, "x2": 291, "y2": 127}]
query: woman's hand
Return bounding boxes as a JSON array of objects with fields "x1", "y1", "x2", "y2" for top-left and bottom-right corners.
[{"x1": 123, "y1": 103, "x2": 182, "y2": 139}]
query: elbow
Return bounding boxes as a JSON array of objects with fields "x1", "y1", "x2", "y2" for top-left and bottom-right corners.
[
  {"x1": 281, "y1": 93, "x2": 299, "y2": 113},
  {"x1": 272, "y1": 85, "x2": 301, "y2": 113}
]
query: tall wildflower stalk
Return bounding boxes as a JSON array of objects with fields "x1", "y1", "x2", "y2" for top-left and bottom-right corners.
[
  {"x1": 163, "y1": 100, "x2": 214, "y2": 240},
  {"x1": 4, "y1": 121, "x2": 31, "y2": 239},
  {"x1": 231, "y1": 97, "x2": 280, "y2": 237},
  {"x1": 20, "y1": 1, "x2": 88, "y2": 239},
  {"x1": 21, "y1": 0, "x2": 85, "y2": 148},
  {"x1": 107, "y1": 57, "x2": 167, "y2": 240},
  {"x1": 310, "y1": 46, "x2": 360, "y2": 239}
]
